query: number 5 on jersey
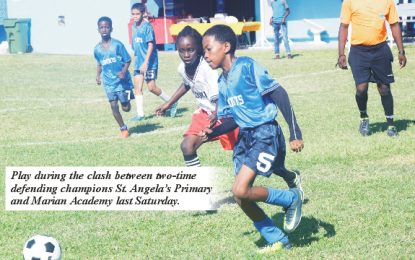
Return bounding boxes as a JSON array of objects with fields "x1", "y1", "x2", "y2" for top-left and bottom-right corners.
[{"x1": 256, "y1": 152, "x2": 275, "y2": 173}]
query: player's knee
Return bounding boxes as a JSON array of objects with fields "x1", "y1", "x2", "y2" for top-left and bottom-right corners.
[
  {"x1": 180, "y1": 139, "x2": 195, "y2": 155},
  {"x1": 110, "y1": 102, "x2": 119, "y2": 112},
  {"x1": 378, "y1": 84, "x2": 391, "y2": 96},
  {"x1": 356, "y1": 88, "x2": 368, "y2": 96},
  {"x1": 232, "y1": 186, "x2": 248, "y2": 200},
  {"x1": 121, "y1": 103, "x2": 131, "y2": 112}
]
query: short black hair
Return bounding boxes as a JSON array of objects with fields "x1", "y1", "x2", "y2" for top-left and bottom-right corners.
[
  {"x1": 97, "y1": 16, "x2": 112, "y2": 28},
  {"x1": 176, "y1": 26, "x2": 203, "y2": 56},
  {"x1": 203, "y1": 24, "x2": 237, "y2": 55},
  {"x1": 131, "y1": 3, "x2": 146, "y2": 12}
]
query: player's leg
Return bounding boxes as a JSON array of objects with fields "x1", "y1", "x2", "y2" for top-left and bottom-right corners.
[
  {"x1": 181, "y1": 135, "x2": 204, "y2": 167},
  {"x1": 130, "y1": 71, "x2": 145, "y2": 121},
  {"x1": 356, "y1": 83, "x2": 370, "y2": 136},
  {"x1": 233, "y1": 166, "x2": 289, "y2": 249},
  {"x1": 110, "y1": 100, "x2": 129, "y2": 138},
  {"x1": 233, "y1": 164, "x2": 300, "y2": 246},
  {"x1": 120, "y1": 88, "x2": 132, "y2": 113},
  {"x1": 349, "y1": 45, "x2": 371, "y2": 136},
  {"x1": 271, "y1": 124, "x2": 303, "y2": 197},
  {"x1": 233, "y1": 123, "x2": 302, "y2": 233},
  {"x1": 272, "y1": 23, "x2": 281, "y2": 59},
  {"x1": 372, "y1": 43, "x2": 396, "y2": 136},
  {"x1": 181, "y1": 110, "x2": 211, "y2": 167},
  {"x1": 377, "y1": 83, "x2": 396, "y2": 136}
]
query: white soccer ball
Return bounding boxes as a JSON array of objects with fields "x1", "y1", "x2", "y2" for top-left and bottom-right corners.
[{"x1": 23, "y1": 234, "x2": 62, "y2": 260}]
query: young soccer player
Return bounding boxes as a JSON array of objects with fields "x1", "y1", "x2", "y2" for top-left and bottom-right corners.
[
  {"x1": 94, "y1": 16, "x2": 134, "y2": 138},
  {"x1": 155, "y1": 26, "x2": 238, "y2": 167},
  {"x1": 201, "y1": 24, "x2": 304, "y2": 252},
  {"x1": 130, "y1": 3, "x2": 177, "y2": 121}
]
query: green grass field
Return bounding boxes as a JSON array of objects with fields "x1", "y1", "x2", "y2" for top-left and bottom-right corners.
[{"x1": 1, "y1": 45, "x2": 414, "y2": 259}]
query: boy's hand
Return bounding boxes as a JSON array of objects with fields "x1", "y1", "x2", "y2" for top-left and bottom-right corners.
[
  {"x1": 289, "y1": 139, "x2": 304, "y2": 152},
  {"x1": 96, "y1": 76, "x2": 101, "y2": 85},
  {"x1": 155, "y1": 103, "x2": 170, "y2": 116},
  {"x1": 117, "y1": 71, "x2": 126, "y2": 80},
  {"x1": 198, "y1": 128, "x2": 212, "y2": 143},
  {"x1": 208, "y1": 112, "x2": 218, "y2": 128},
  {"x1": 139, "y1": 63, "x2": 148, "y2": 75}
]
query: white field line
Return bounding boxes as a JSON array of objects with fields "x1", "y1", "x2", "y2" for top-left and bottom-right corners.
[
  {"x1": 2, "y1": 125, "x2": 187, "y2": 148},
  {"x1": 0, "y1": 99, "x2": 104, "y2": 114},
  {"x1": 278, "y1": 69, "x2": 338, "y2": 80}
]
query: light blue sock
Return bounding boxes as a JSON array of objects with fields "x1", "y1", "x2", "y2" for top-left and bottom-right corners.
[
  {"x1": 265, "y1": 187, "x2": 295, "y2": 208},
  {"x1": 253, "y1": 216, "x2": 288, "y2": 244}
]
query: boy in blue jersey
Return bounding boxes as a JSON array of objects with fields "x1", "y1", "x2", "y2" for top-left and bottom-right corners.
[
  {"x1": 94, "y1": 16, "x2": 134, "y2": 138},
  {"x1": 129, "y1": 3, "x2": 177, "y2": 121},
  {"x1": 201, "y1": 24, "x2": 304, "y2": 253}
]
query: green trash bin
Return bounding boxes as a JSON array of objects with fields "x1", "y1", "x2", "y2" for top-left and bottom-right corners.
[{"x1": 4, "y1": 18, "x2": 33, "y2": 54}]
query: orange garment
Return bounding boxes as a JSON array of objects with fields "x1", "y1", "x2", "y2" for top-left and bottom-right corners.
[{"x1": 340, "y1": 0, "x2": 399, "y2": 45}]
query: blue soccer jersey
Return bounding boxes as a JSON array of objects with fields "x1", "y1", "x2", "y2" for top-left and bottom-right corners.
[
  {"x1": 94, "y1": 38, "x2": 133, "y2": 92},
  {"x1": 131, "y1": 21, "x2": 158, "y2": 71},
  {"x1": 217, "y1": 57, "x2": 280, "y2": 128}
]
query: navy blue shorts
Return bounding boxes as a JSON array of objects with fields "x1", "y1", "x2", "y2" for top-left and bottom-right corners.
[
  {"x1": 134, "y1": 69, "x2": 158, "y2": 81},
  {"x1": 233, "y1": 121, "x2": 286, "y2": 177},
  {"x1": 348, "y1": 42, "x2": 394, "y2": 86},
  {"x1": 105, "y1": 88, "x2": 134, "y2": 105}
]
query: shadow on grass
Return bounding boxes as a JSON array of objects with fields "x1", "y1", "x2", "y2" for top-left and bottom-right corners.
[
  {"x1": 369, "y1": 119, "x2": 415, "y2": 135},
  {"x1": 172, "y1": 107, "x2": 188, "y2": 118},
  {"x1": 248, "y1": 213, "x2": 335, "y2": 248},
  {"x1": 129, "y1": 123, "x2": 163, "y2": 135},
  {"x1": 191, "y1": 195, "x2": 236, "y2": 217}
]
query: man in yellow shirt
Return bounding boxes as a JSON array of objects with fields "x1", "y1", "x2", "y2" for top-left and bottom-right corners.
[{"x1": 337, "y1": 0, "x2": 407, "y2": 137}]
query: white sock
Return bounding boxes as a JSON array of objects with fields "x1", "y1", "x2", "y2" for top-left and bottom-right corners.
[
  {"x1": 136, "y1": 95, "x2": 144, "y2": 117},
  {"x1": 159, "y1": 90, "x2": 170, "y2": 102}
]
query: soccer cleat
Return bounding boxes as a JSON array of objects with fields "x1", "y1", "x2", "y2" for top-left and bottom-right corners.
[
  {"x1": 120, "y1": 129, "x2": 129, "y2": 138},
  {"x1": 387, "y1": 125, "x2": 398, "y2": 137},
  {"x1": 168, "y1": 102, "x2": 178, "y2": 118},
  {"x1": 283, "y1": 188, "x2": 302, "y2": 233},
  {"x1": 257, "y1": 241, "x2": 292, "y2": 254},
  {"x1": 359, "y1": 118, "x2": 370, "y2": 136},
  {"x1": 292, "y1": 171, "x2": 304, "y2": 202},
  {"x1": 129, "y1": 115, "x2": 145, "y2": 122}
]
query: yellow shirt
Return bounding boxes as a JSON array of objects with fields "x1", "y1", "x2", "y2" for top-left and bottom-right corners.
[{"x1": 340, "y1": 0, "x2": 399, "y2": 45}]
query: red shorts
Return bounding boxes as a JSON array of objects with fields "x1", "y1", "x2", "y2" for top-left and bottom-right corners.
[{"x1": 184, "y1": 109, "x2": 239, "y2": 151}]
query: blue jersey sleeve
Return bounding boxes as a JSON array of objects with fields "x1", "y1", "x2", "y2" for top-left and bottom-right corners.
[
  {"x1": 250, "y1": 60, "x2": 280, "y2": 96},
  {"x1": 145, "y1": 23, "x2": 155, "y2": 43},
  {"x1": 118, "y1": 43, "x2": 131, "y2": 63}
]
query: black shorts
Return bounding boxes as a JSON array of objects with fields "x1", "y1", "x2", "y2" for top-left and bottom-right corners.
[{"x1": 348, "y1": 42, "x2": 394, "y2": 86}]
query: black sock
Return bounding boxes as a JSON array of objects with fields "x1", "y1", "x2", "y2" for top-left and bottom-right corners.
[
  {"x1": 381, "y1": 93, "x2": 394, "y2": 126},
  {"x1": 355, "y1": 93, "x2": 368, "y2": 118},
  {"x1": 274, "y1": 168, "x2": 296, "y2": 188},
  {"x1": 183, "y1": 154, "x2": 201, "y2": 167}
]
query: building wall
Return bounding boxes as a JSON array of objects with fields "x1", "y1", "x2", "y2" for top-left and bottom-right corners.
[
  {"x1": 257, "y1": 0, "x2": 342, "y2": 44},
  {"x1": 0, "y1": 0, "x2": 7, "y2": 42},
  {"x1": 7, "y1": 0, "x2": 132, "y2": 54}
]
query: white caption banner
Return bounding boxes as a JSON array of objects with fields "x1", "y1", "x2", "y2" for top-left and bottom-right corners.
[{"x1": 5, "y1": 167, "x2": 220, "y2": 211}]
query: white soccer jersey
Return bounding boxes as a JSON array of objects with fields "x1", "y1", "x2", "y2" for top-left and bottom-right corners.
[{"x1": 177, "y1": 57, "x2": 219, "y2": 113}]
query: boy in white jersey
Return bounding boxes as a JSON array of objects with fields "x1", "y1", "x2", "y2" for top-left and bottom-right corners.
[{"x1": 156, "y1": 26, "x2": 238, "y2": 167}]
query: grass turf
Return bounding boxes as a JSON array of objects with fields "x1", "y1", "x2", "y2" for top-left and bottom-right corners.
[{"x1": 0, "y1": 45, "x2": 414, "y2": 259}]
